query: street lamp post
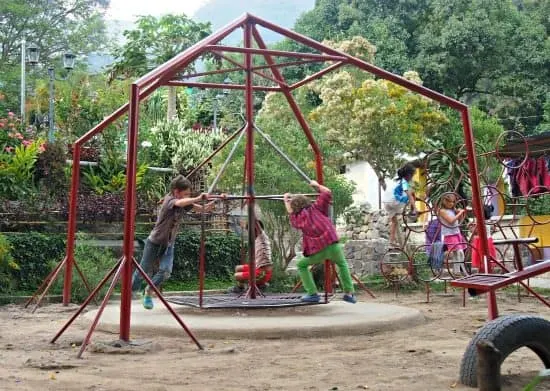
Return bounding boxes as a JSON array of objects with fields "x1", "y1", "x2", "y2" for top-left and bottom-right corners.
[
  {"x1": 20, "y1": 39, "x2": 26, "y2": 126},
  {"x1": 47, "y1": 52, "x2": 75, "y2": 142},
  {"x1": 21, "y1": 42, "x2": 40, "y2": 127}
]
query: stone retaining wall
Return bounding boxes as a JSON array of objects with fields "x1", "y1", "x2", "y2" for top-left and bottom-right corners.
[{"x1": 337, "y1": 208, "x2": 398, "y2": 277}]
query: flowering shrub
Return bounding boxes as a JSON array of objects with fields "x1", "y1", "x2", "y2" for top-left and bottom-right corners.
[
  {"x1": 0, "y1": 139, "x2": 46, "y2": 199},
  {"x1": 144, "y1": 119, "x2": 225, "y2": 174},
  {"x1": 0, "y1": 112, "x2": 46, "y2": 200},
  {"x1": 0, "y1": 112, "x2": 22, "y2": 150},
  {"x1": 0, "y1": 233, "x2": 19, "y2": 293}
]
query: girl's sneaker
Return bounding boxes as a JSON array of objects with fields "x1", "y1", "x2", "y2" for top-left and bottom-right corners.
[
  {"x1": 301, "y1": 293, "x2": 321, "y2": 303},
  {"x1": 142, "y1": 294, "x2": 154, "y2": 310},
  {"x1": 343, "y1": 294, "x2": 357, "y2": 304}
]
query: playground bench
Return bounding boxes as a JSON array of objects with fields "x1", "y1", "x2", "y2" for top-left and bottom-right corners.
[
  {"x1": 451, "y1": 261, "x2": 550, "y2": 292},
  {"x1": 451, "y1": 237, "x2": 550, "y2": 319}
]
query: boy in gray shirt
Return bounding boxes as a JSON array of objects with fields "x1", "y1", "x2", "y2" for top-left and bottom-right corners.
[{"x1": 132, "y1": 175, "x2": 214, "y2": 309}]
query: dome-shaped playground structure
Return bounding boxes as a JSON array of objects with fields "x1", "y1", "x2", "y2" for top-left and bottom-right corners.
[{"x1": 27, "y1": 13, "x2": 503, "y2": 358}]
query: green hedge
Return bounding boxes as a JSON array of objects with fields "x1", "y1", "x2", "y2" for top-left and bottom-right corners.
[
  {"x1": 137, "y1": 230, "x2": 241, "y2": 282},
  {"x1": 6, "y1": 232, "x2": 65, "y2": 292},
  {"x1": 138, "y1": 230, "x2": 242, "y2": 282},
  {"x1": 2, "y1": 230, "x2": 240, "y2": 296}
]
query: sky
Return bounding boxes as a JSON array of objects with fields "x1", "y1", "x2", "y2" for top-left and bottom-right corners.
[{"x1": 105, "y1": 0, "x2": 208, "y2": 21}]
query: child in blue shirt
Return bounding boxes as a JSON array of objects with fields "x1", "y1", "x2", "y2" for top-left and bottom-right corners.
[{"x1": 383, "y1": 163, "x2": 417, "y2": 247}]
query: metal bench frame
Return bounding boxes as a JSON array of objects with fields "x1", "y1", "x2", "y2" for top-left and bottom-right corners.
[{"x1": 452, "y1": 237, "x2": 550, "y2": 319}]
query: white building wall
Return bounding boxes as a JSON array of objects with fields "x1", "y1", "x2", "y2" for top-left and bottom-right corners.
[{"x1": 343, "y1": 161, "x2": 382, "y2": 209}]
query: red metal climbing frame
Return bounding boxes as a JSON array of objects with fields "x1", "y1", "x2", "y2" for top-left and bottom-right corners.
[{"x1": 32, "y1": 13, "x2": 485, "y2": 354}]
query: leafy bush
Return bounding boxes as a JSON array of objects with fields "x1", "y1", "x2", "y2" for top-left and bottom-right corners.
[
  {"x1": 59, "y1": 192, "x2": 126, "y2": 223},
  {"x1": 142, "y1": 119, "x2": 225, "y2": 173},
  {"x1": 35, "y1": 139, "x2": 68, "y2": 197},
  {"x1": 52, "y1": 233, "x2": 118, "y2": 302},
  {"x1": 0, "y1": 139, "x2": 44, "y2": 200},
  {"x1": 6, "y1": 232, "x2": 65, "y2": 292},
  {"x1": 526, "y1": 195, "x2": 550, "y2": 216},
  {"x1": 0, "y1": 234, "x2": 19, "y2": 293},
  {"x1": 265, "y1": 261, "x2": 299, "y2": 293}
]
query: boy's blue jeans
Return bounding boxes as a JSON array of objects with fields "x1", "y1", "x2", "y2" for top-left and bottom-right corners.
[{"x1": 131, "y1": 239, "x2": 174, "y2": 293}]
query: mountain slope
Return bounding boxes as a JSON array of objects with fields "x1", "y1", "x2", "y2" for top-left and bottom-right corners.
[{"x1": 193, "y1": 0, "x2": 315, "y2": 43}]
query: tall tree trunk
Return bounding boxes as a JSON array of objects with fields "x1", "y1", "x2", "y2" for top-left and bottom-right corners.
[{"x1": 167, "y1": 86, "x2": 177, "y2": 120}]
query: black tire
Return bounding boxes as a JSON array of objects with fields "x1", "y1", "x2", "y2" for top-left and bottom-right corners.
[{"x1": 459, "y1": 314, "x2": 550, "y2": 387}]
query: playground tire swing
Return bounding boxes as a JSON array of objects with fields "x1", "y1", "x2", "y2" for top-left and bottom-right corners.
[{"x1": 459, "y1": 314, "x2": 550, "y2": 388}]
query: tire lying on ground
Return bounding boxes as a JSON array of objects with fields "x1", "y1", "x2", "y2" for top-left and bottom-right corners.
[{"x1": 460, "y1": 314, "x2": 550, "y2": 387}]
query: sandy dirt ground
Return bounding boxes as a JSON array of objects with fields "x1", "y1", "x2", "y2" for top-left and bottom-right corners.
[{"x1": 1, "y1": 290, "x2": 550, "y2": 391}]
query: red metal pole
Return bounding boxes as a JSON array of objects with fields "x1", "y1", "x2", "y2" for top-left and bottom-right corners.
[
  {"x1": 76, "y1": 104, "x2": 129, "y2": 146},
  {"x1": 290, "y1": 62, "x2": 345, "y2": 90},
  {"x1": 52, "y1": 257, "x2": 122, "y2": 344},
  {"x1": 57, "y1": 84, "x2": 160, "y2": 306},
  {"x1": 78, "y1": 259, "x2": 125, "y2": 358},
  {"x1": 244, "y1": 21, "x2": 257, "y2": 299},
  {"x1": 250, "y1": 59, "x2": 323, "y2": 72},
  {"x1": 164, "y1": 81, "x2": 280, "y2": 92},
  {"x1": 135, "y1": 15, "x2": 247, "y2": 88},
  {"x1": 25, "y1": 256, "x2": 65, "y2": 308},
  {"x1": 34, "y1": 258, "x2": 69, "y2": 312},
  {"x1": 250, "y1": 14, "x2": 466, "y2": 110},
  {"x1": 460, "y1": 108, "x2": 495, "y2": 318},
  {"x1": 130, "y1": 257, "x2": 203, "y2": 349},
  {"x1": 461, "y1": 109, "x2": 489, "y2": 258},
  {"x1": 214, "y1": 51, "x2": 289, "y2": 87},
  {"x1": 179, "y1": 66, "x2": 243, "y2": 79},
  {"x1": 62, "y1": 145, "x2": 81, "y2": 305},
  {"x1": 199, "y1": 198, "x2": 206, "y2": 308},
  {"x1": 251, "y1": 26, "x2": 324, "y2": 183},
  {"x1": 119, "y1": 83, "x2": 140, "y2": 341},
  {"x1": 204, "y1": 45, "x2": 347, "y2": 62},
  {"x1": 75, "y1": 83, "x2": 159, "y2": 146},
  {"x1": 187, "y1": 124, "x2": 246, "y2": 178}
]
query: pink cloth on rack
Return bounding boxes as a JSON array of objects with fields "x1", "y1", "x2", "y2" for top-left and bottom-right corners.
[
  {"x1": 539, "y1": 157, "x2": 550, "y2": 189},
  {"x1": 516, "y1": 158, "x2": 537, "y2": 196},
  {"x1": 471, "y1": 236, "x2": 497, "y2": 273}
]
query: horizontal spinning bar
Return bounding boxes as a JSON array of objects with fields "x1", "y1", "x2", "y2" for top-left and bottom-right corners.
[{"x1": 207, "y1": 193, "x2": 319, "y2": 201}]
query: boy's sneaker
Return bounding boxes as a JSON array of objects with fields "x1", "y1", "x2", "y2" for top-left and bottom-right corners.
[
  {"x1": 131, "y1": 291, "x2": 141, "y2": 300},
  {"x1": 142, "y1": 294, "x2": 154, "y2": 310},
  {"x1": 301, "y1": 293, "x2": 321, "y2": 303},
  {"x1": 343, "y1": 294, "x2": 357, "y2": 304}
]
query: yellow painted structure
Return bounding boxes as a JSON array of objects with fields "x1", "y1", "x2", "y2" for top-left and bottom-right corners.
[
  {"x1": 413, "y1": 168, "x2": 428, "y2": 222},
  {"x1": 519, "y1": 216, "x2": 550, "y2": 247}
]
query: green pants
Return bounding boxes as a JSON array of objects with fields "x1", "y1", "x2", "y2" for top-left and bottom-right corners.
[{"x1": 297, "y1": 243, "x2": 354, "y2": 295}]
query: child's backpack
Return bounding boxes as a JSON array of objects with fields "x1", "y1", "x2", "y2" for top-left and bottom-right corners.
[{"x1": 393, "y1": 179, "x2": 409, "y2": 203}]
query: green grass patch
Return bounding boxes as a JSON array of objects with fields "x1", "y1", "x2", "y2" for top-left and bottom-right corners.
[{"x1": 358, "y1": 274, "x2": 464, "y2": 294}]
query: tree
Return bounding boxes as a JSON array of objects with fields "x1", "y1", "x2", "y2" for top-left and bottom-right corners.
[
  {"x1": 534, "y1": 93, "x2": 550, "y2": 133},
  {"x1": 424, "y1": 106, "x2": 505, "y2": 204},
  {"x1": 0, "y1": 0, "x2": 110, "y2": 112},
  {"x1": 292, "y1": 0, "x2": 550, "y2": 133},
  {"x1": 294, "y1": 0, "x2": 430, "y2": 73},
  {"x1": 108, "y1": 14, "x2": 212, "y2": 120},
  {"x1": 308, "y1": 36, "x2": 449, "y2": 182}
]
